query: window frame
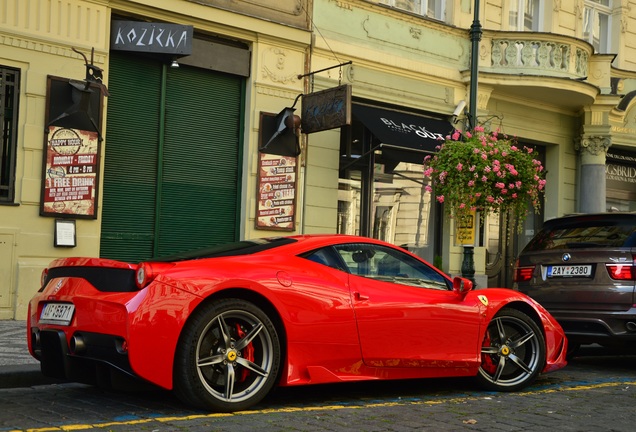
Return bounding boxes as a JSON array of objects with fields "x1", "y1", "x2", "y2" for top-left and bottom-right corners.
[
  {"x1": 509, "y1": 0, "x2": 543, "y2": 31},
  {"x1": 584, "y1": 0, "x2": 613, "y2": 53},
  {"x1": 0, "y1": 66, "x2": 20, "y2": 203},
  {"x1": 378, "y1": 0, "x2": 447, "y2": 21}
]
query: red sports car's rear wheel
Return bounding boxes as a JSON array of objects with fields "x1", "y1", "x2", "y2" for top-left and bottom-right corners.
[
  {"x1": 476, "y1": 308, "x2": 546, "y2": 392},
  {"x1": 174, "y1": 298, "x2": 281, "y2": 411}
]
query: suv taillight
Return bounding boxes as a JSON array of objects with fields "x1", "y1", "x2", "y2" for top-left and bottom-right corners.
[
  {"x1": 513, "y1": 259, "x2": 535, "y2": 282},
  {"x1": 606, "y1": 255, "x2": 636, "y2": 281}
]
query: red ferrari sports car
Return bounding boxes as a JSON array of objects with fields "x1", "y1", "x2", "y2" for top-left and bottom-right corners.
[{"x1": 28, "y1": 234, "x2": 567, "y2": 412}]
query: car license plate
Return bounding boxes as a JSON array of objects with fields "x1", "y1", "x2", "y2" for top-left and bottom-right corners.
[
  {"x1": 547, "y1": 265, "x2": 592, "y2": 278},
  {"x1": 40, "y1": 303, "x2": 75, "y2": 326}
]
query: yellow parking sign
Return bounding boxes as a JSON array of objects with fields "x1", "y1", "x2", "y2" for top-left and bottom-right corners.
[{"x1": 456, "y1": 210, "x2": 476, "y2": 245}]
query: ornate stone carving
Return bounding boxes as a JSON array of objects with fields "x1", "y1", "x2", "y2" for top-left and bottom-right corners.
[
  {"x1": 261, "y1": 47, "x2": 299, "y2": 84},
  {"x1": 575, "y1": 135, "x2": 611, "y2": 156},
  {"x1": 490, "y1": 39, "x2": 580, "y2": 76}
]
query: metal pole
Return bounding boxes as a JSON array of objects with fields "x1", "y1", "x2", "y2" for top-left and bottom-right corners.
[
  {"x1": 462, "y1": 0, "x2": 482, "y2": 285},
  {"x1": 468, "y1": 0, "x2": 483, "y2": 129}
]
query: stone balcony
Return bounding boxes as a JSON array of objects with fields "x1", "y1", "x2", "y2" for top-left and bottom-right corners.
[
  {"x1": 483, "y1": 32, "x2": 591, "y2": 80},
  {"x1": 472, "y1": 31, "x2": 601, "y2": 110}
]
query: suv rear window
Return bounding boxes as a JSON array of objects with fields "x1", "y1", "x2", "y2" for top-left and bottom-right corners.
[{"x1": 524, "y1": 214, "x2": 636, "y2": 251}]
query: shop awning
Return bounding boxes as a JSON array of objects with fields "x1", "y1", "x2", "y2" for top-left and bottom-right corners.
[{"x1": 352, "y1": 104, "x2": 455, "y2": 167}]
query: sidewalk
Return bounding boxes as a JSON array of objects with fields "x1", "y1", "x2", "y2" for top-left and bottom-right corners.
[{"x1": 0, "y1": 320, "x2": 60, "y2": 388}]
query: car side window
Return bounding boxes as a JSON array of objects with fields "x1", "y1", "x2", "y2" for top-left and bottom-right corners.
[
  {"x1": 302, "y1": 247, "x2": 348, "y2": 272},
  {"x1": 334, "y1": 243, "x2": 450, "y2": 290}
]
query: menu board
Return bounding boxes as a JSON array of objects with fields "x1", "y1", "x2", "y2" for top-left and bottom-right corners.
[
  {"x1": 41, "y1": 126, "x2": 99, "y2": 218},
  {"x1": 256, "y1": 153, "x2": 297, "y2": 230}
]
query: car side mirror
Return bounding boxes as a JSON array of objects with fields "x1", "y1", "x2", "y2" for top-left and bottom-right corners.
[{"x1": 453, "y1": 276, "x2": 473, "y2": 296}]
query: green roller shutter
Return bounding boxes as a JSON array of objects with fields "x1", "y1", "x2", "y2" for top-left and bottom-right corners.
[
  {"x1": 157, "y1": 64, "x2": 242, "y2": 256},
  {"x1": 100, "y1": 52, "x2": 243, "y2": 262}
]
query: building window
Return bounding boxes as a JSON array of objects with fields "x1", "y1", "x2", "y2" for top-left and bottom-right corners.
[
  {"x1": 509, "y1": 0, "x2": 542, "y2": 31},
  {"x1": 0, "y1": 67, "x2": 20, "y2": 203},
  {"x1": 584, "y1": 0, "x2": 612, "y2": 53},
  {"x1": 378, "y1": 0, "x2": 446, "y2": 21}
]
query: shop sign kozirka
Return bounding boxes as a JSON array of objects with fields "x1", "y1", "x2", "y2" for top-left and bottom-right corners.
[{"x1": 110, "y1": 21, "x2": 193, "y2": 55}]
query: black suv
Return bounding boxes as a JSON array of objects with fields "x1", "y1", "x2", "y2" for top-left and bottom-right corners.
[{"x1": 513, "y1": 213, "x2": 636, "y2": 354}]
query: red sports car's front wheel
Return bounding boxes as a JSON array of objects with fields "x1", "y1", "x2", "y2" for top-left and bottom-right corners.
[
  {"x1": 174, "y1": 298, "x2": 281, "y2": 412},
  {"x1": 476, "y1": 308, "x2": 546, "y2": 392}
]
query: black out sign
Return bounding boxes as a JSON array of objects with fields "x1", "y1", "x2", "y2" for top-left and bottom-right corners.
[{"x1": 110, "y1": 21, "x2": 193, "y2": 55}]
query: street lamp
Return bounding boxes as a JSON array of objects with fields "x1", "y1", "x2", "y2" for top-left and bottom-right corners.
[
  {"x1": 462, "y1": 0, "x2": 482, "y2": 284},
  {"x1": 468, "y1": 0, "x2": 482, "y2": 129}
]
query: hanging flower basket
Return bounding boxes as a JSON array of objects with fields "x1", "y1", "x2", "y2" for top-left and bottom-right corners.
[{"x1": 424, "y1": 126, "x2": 546, "y2": 232}]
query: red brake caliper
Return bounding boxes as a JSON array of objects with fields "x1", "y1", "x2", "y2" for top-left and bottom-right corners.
[
  {"x1": 481, "y1": 332, "x2": 497, "y2": 374},
  {"x1": 235, "y1": 324, "x2": 255, "y2": 382}
]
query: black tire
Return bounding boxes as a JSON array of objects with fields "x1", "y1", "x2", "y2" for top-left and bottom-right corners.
[
  {"x1": 173, "y1": 298, "x2": 281, "y2": 412},
  {"x1": 476, "y1": 308, "x2": 546, "y2": 392}
]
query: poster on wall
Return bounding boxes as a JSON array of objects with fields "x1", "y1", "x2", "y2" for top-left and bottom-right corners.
[
  {"x1": 255, "y1": 153, "x2": 297, "y2": 231},
  {"x1": 40, "y1": 126, "x2": 99, "y2": 218}
]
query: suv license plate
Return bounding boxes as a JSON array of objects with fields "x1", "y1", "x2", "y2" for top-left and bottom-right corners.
[
  {"x1": 547, "y1": 265, "x2": 592, "y2": 278},
  {"x1": 40, "y1": 303, "x2": 75, "y2": 326}
]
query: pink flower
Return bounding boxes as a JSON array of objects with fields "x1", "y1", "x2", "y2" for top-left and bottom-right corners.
[
  {"x1": 486, "y1": 196, "x2": 495, "y2": 203},
  {"x1": 468, "y1": 180, "x2": 475, "y2": 187},
  {"x1": 452, "y1": 130, "x2": 461, "y2": 140},
  {"x1": 495, "y1": 182, "x2": 505, "y2": 189},
  {"x1": 424, "y1": 167, "x2": 434, "y2": 176},
  {"x1": 437, "y1": 195, "x2": 445, "y2": 203},
  {"x1": 456, "y1": 163, "x2": 463, "y2": 171},
  {"x1": 459, "y1": 203, "x2": 466, "y2": 209},
  {"x1": 425, "y1": 185, "x2": 433, "y2": 192},
  {"x1": 465, "y1": 131, "x2": 472, "y2": 138}
]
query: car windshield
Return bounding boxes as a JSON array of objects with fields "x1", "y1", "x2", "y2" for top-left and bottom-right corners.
[
  {"x1": 524, "y1": 216, "x2": 636, "y2": 251},
  {"x1": 152, "y1": 237, "x2": 297, "y2": 262}
]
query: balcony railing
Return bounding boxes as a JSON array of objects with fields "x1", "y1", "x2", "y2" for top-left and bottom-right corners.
[{"x1": 483, "y1": 33, "x2": 592, "y2": 80}]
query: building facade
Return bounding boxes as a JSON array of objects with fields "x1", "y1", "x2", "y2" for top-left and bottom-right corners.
[
  {"x1": 1, "y1": 0, "x2": 636, "y2": 319},
  {"x1": 303, "y1": 0, "x2": 636, "y2": 286},
  {"x1": 0, "y1": 0, "x2": 312, "y2": 319}
]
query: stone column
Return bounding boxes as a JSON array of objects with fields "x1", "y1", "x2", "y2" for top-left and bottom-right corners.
[{"x1": 575, "y1": 135, "x2": 611, "y2": 213}]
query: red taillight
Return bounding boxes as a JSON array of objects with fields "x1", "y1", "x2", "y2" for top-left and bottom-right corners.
[
  {"x1": 513, "y1": 261, "x2": 535, "y2": 282},
  {"x1": 135, "y1": 262, "x2": 175, "y2": 289},
  {"x1": 606, "y1": 257, "x2": 636, "y2": 281}
]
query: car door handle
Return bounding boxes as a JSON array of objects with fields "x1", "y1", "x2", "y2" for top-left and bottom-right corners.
[{"x1": 353, "y1": 291, "x2": 369, "y2": 301}]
